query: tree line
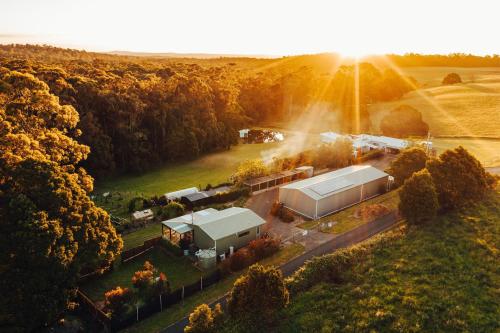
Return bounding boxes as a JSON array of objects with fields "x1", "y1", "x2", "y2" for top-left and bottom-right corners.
[{"x1": 1, "y1": 44, "x2": 415, "y2": 177}]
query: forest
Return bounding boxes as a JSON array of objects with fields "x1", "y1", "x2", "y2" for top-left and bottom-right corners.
[{"x1": 0, "y1": 44, "x2": 417, "y2": 177}]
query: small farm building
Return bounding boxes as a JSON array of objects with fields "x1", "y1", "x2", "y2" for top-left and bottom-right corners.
[
  {"x1": 243, "y1": 166, "x2": 313, "y2": 193},
  {"x1": 279, "y1": 165, "x2": 390, "y2": 219},
  {"x1": 161, "y1": 207, "x2": 265, "y2": 255},
  {"x1": 180, "y1": 191, "x2": 211, "y2": 209},
  {"x1": 165, "y1": 187, "x2": 199, "y2": 201},
  {"x1": 132, "y1": 209, "x2": 154, "y2": 221}
]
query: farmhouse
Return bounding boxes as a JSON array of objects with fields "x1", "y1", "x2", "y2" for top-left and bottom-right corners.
[
  {"x1": 161, "y1": 207, "x2": 265, "y2": 255},
  {"x1": 279, "y1": 165, "x2": 391, "y2": 220}
]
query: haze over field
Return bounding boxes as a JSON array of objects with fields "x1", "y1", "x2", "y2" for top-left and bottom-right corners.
[{"x1": 2, "y1": 0, "x2": 500, "y2": 56}]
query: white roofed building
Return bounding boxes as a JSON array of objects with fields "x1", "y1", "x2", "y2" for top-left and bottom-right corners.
[
  {"x1": 164, "y1": 187, "x2": 199, "y2": 201},
  {"x1": 161, "y1": 207, "x2": 265, "y2": 255},
  {"x1": 279, "y1": 165, "x2": 390, "y2": 219}
]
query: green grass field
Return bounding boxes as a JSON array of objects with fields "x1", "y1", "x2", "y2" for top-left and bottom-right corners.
[
  {"x1": 121, "y1": 223, "x2": 162, "y2": 251},
  {"x1": 298, "y1": 190, "x2": 400, "y2": 234},
  {"x1": 278, "y1": 188, "x2": 500, "y2": 332},
  {"x1": 369, "y1": 67, "x2": 500, "y2": 139},
  {"x1": 80, "y1": 247, "x2": 203, "y2": 302}
]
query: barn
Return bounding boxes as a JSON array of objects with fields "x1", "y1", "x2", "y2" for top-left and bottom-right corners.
[
  {"x1": 279, "y1": 165, "x2": 390, "y2": 220},
  {"x1": 161, "y1": 207, "x2": 265, "y2": 255}
]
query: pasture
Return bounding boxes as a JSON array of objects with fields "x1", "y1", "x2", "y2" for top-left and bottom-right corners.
[{"x1": 369, "y1": 67, "x2": 500, "y2": 138}]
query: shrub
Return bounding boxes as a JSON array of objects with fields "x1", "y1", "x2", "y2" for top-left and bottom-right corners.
[
  {"x1": 228, "y1": 264, "x2": 289, "y2": 325},
  {"x1": 399, "y1": 169, "x2": 439, "y2": 225},
  {"x1": 160, "y1": 201, "x2": 185, "y2": 219},
  {"x1": 128, "y1": 196, "x2": 145, "y2": 213},
  {"x1": 442, "y1": 72, "x2": 462, "y2": 85},
  {"x1": 159, "y1": 238, "x2": 183, "y2": 257},
  {"x1": 380, "y1": 105, "x2": 429, "y2": 138},
  {"x1": 279, "y1": 208, "x2": 295, "y2": 223},
  {"x1": 270, "y1": 202, "x2": 295, "y2": 223},
  {"x1": 184, "y1": 303, "x2": 223, "y2": 333},
  {"x1": 153, "y1": 272, "x2": 171, "y2": 296},
  {"x1": 231, "y1": 159, "x2": 269, "y2": 185},
  {"x1": 248, "y1": 237, "x2": 281, "y2": 261},
  {"x1": 358, "y1": 149, "x2": 384, "y2": 162},
  {"x1": 103, "y1": 286, "x2": 132, "y2": 317},
  {"x1": 131, "y1": 261, "x2": 156, "y2": 291},
  {"x1": 388, "y1": 147, "x2": 428, "y2": 187},
  {"x1": 229, "y1": 248, "x2": 255, "y2": 272}
]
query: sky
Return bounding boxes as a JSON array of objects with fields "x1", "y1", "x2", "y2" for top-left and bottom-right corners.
[{"x1": 1, "y1": 0, "x2": 500, "y2": 56}]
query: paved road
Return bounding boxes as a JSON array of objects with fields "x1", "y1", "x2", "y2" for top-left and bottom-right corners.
[{"x1": 161, "y1": 212, "x2": 399, "y2": 333}]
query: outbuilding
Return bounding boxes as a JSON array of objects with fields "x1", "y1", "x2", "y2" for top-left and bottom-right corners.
[
  {"x1": 161, "y1": 207, "x2": 265, "y2": 255},
  {"x1": 279, "y1": 165, "x2": 391, "y2": 220},
  {"x1": 164, "y1": 187, "x2": 199, "y2": 201}
]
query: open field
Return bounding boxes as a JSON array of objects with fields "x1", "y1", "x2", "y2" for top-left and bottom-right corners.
[
  {"x1": 369, "y1": 67, "x2": 500, "y2": 138},
  {"x1": 298, "y1": 190, "x2": 400, "y2": 233},
  {"x1": 121, "y1": 223, "x2": 162, "y2": 251},
  {"x1": 121, "y1": 243, "x2": 305, "y2": 333},
  {"x1": 432, "y1": 137, "x2": 500, "y2": 167},
  {"x1": 81, "y1": 248, "x2": 203, "y2": 302},
  {"x1": 278, "y1": 188, "x2": 500, "y2": 332}
]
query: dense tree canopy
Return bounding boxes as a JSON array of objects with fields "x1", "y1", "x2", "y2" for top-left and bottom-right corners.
[
  {"x1": 0, "y1": 45, "x2": 414, "y2": 176},
  {"x1": 380, "y1": 105, "x2": 429, "y2": 137},
  {"x1": 388, "y1": 147, "x2": 429, "y2": 187},
  {"x1": 0, "y1": 67, "x2": 122, "y2": 331},
  {"x1": 426, "y1": 146, "x2": 496, "y2": 210}
]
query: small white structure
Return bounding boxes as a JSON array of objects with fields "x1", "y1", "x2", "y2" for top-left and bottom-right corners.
[
  {"x1": 132, "y1": 209, "x2": 154, "y2": 221},
  {"x1": 164, "y1": 187, "x2": 199, "y2": 201},
  {"x1": 295, "y1": 166, "x2": 314, "y2": 178},
  {"x1": 196, "y1": 248, "x2": 217, "y2": 269},
  {"x1": 279, "y1": 165, "x2": 390, "y2": 220},
  {"x1": 239, "y1": 129, "x2": 250, "y2": 138},
  {"x1": 320, "y1": 131, "x2": 346, "y2": 144},
  {"x1": 355, "y1": 134, "x2": 409, "y2": 152}
]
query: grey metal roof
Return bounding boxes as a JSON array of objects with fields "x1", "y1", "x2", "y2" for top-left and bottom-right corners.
[
  {"x1": 161, "y1": 207, "x2": 265, "y2": 241},
  {"x1": 183, "y1": 192, "x2": 209, "y2": 202},
  {"x1": 281, "y1": 165, "x2": 388, "y2": 200}
]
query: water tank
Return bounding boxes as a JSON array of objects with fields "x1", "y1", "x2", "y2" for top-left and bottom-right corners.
[{"x1": 196, "y1": 249, "x2": 217, "y2": 270}]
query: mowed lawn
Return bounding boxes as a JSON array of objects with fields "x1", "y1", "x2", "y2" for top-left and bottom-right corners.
[
  {"x1": 80, "y1": 247, "x2": 203, "y2": 302},
  {"x1": 369, "y1": 67, "x2": 500, "y2": 139},
  {"x1": 96, "y1": 142, "x2": 282, "y2": 196}
]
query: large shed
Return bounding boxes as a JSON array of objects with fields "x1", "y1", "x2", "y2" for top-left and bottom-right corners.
[
  {"x1": 162, "y1": 207, "x2": 265, "y2": 255},
  {"x1": 279, "y1": 165, "x2": 390, "y2": 220}
]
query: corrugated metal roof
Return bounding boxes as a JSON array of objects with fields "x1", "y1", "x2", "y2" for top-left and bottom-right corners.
[
  {"x1": 164, "y1": 187, "x2": 199, "y2": 200},
  {"x1": 281, "y1": 165, "x2": 388, "y2": 200},
  {"x1": 183, "y1": 192, "x2": 209, "y2": 202},
  {"x1": 161, "y1": 207, "x2": 265, "y2": 241}
]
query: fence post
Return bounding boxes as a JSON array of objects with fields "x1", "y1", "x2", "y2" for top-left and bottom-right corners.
[
  {"x1": 200, "y1": 276, "x2": 203, "y2": 291},
  {"x1": 160, "y1": 294, "x2": 163, "y2": 312},
  {"x1": 136, "y1": 305, "x2": 139, "y2": 322},
  {"x1": 182, "y1": 286, "x2": 185, "y2": 302}
]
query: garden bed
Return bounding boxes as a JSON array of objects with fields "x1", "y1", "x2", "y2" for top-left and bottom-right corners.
[{"x1": 80, "y1": 247, "x2": 203, "y2": 303}]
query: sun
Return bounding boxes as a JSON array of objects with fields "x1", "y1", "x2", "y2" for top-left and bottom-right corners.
[{"x1": 339, "y1": 47, "x2": 369, "y2": 60}]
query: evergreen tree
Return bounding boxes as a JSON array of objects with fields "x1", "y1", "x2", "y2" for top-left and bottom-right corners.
[{"x1": 399, "y1": 169, "x2": 439, "y2": 225}]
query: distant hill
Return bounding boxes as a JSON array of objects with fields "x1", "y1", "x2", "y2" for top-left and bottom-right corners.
[{"x1": 107, "y1": 50, "x2": 278, "y2": 59}]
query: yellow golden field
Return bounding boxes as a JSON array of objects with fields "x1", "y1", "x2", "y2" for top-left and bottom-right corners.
[{"x1": 369, "y1": 67, "x2": 500, "y2": 138}]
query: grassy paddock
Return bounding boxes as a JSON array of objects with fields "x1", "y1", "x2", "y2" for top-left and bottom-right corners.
[
  {"x1": 279, "y1": 188, "x2": 500, "y2": 332},
  {"x1": 369, "y1": 67, "x2": 500, "y2": 138},
  {"x1": 298, "y1": 190, "x2": 400, "y2": 234},
  {"x1": 121, "y1": 223, "x2": 162, "y2": 251},
  {"x1": 80, "y1": 247, "x2": 202, "y2": 302},
  {"x1": 121, "y1": 243, "x2": 305, "y2": 333}
]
